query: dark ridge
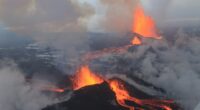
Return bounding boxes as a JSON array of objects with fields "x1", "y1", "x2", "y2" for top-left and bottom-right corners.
[
  {"x1": 42, "y1": 81, "x2": 181, "y2": 110},
  {"x1": 42, "y1": 82, "x2": 128, "y2": 110}
]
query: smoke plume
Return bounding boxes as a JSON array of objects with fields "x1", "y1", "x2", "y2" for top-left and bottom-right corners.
[
  {"x1": 98, "y1": 0, "x2": 138, "y2": 33},
  {"x1": 0, "y1": 60, "x2": 56, "y2": 110},
  {"x1": 90, "y1": 28, "x2": 200, "y2": 110},
  {"x1": 141, "y1": 0, "x2": 172, "y2": 25},
  {"x1": 0, "y1": 0, "x2": 94, "y2": 58}
]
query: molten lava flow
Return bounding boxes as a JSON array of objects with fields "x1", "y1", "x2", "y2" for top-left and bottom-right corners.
[
  {"x1": 109, "y1": 80, "x2": 141, "y2": 110},
  {"x1": 132, "y1": 5, "x2": 161, "y2": 45},
  {"x1": 109, "y1": 79, "x2": 173, "y2": 110},
  {"x1": 72, "y1": 65, "x2": 104, "y2": 90},
  {"x1": 42, "y1": 86, "x2": 65, "y2": 93},
  {"x1": 70, "y1": 65, "x2": 174, "y2": 110},
  {"x1": 47, "y1": 88, "x2": 65, "y2": 93},
  {"x1": 132, "y1": 36, "x2": 142, "y2": 45}
]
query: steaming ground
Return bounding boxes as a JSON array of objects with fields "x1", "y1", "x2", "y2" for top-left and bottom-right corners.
[
  {"x1": 0, "y1": 61, "x2": 57, "y2": 110},
  {"x1": 0, "y1": 29, "x2": 200, "y2": 110},
  {"x1": 137, "y1": 31, "x2": 200, "y2": 110},
  {"x1": 90, "y1": 28, "x2": 200, "y2": 110}
]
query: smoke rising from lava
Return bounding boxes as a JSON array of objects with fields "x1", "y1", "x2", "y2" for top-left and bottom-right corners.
[
  {"x1": 141, "y1": 0, "x2": 172, "y2": 25},
  {"x1": 0, "y1": 60, "x2": 56, "y2": 110},
  {"x1": 98, "y1": 0, "x2": 138, "y2": 33},
  {"x1": 89, "y1": 28, "x2": 200, "y2": 110}
]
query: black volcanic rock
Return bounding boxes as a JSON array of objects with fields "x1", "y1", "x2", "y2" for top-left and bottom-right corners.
[
  {"x1": 42, "y1": 80, "x2": 181, "y2": 110},
  {"x1": 42, "y1": 82, "x2": 128, "y2": 110}
]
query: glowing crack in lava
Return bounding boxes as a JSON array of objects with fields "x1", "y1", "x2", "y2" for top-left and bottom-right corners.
[
  {"x1": 132, "y1": 5, "x2": 162, "y2": 45},
  {"x1": 72, "y1": 66, "x2": 173, "y2": 110},
  {"x1": 72, "y1": 65, "x2": 104, "y2": 90}
]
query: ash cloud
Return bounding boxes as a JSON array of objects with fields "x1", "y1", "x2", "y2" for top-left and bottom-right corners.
[
  {"x1": 145, "y1": 0, "x2": 200, "y2": 27},
  {"x1": 90, "y1": 28, "x2": 200, "y2": 110},
  {"x1": 144, "y1": 31, "x2": 200, "y2": 110},
  {"x1": 0, "y1": 0, "x2": 93, "y2": 33},
  {"x1": 0, "y1": 0, "x2": 94, "y2": 58},
  {"x1": 98, "y1": 0, "x2": 138, "y2": 33},
  {"x1": 141, "y1": 0, "x2": 172, "y2": 25},
  {"x1": 98, "y1": 0, "x2": 200, "y2": 30}
]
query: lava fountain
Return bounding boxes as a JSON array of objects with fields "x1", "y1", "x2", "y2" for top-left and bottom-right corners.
[
  {"x1": 132, "y1": 4, "x2": 162, "y2": 45},
  {"x1": 72, "y1": 65, "x2": 104, "y2": 90},
  {"x1": 47, "y1": 3, "x2": 176, "y2": 110},
  {"x1": 71, "y1": 65, "x2": 174, "y2": 110}
]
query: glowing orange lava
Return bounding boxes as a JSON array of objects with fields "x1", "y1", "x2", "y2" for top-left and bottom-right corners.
[
  {"x1": 71, "y1": 64, "x2": 173, "y2": 110},
  {"x1": 48, "y1": 88, "x2": 65, "y2": 93},
  {"x1": 131, "y1": 5, "x2": 161, "y2": 45},
  {"x1": 42, "y1": 86, "x2": 65, "y2": 93},
  {"x1": 132, "y1": 36, "x2": 142, "y2": 45},
  {"x1": 109, "y1": 79, "x2": 173, "y2": 110},
  {"x1": 109, "y1": 80, "x2": 141, "y2": 110},
  {"x1": 72, "y1": 65, "x2": 104, "y2": 90}
]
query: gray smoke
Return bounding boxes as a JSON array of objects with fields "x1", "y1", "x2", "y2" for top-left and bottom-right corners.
[
  {"x1": 0, "y1": 0, "x2": 94, "y2": 109},
  {"x1": 149, "y1": 0, "x2": 200, "y2": 27},
  {"x1": 0, "y1": 0, "x2": 94, "y2": 58},
  {"x1": 0, "y1": 0, "x2": 97, "y2": 74},
  {"x1": 98, "y1": 0, "x2": 200, "y2": 28},
  {"x1": 195, "y1": 103, "x2": 200, "y2": 110},
  {"x1": 0, "y1": 60, "x2": 58, "y2": 110},
  {"x1": 139, "y1": 32, "x2": 200, "y2": 109},
  {"x1": 90, "y1": 28, "x2": 200, "y2": 109},
  {"x1": 98, "y1": 0, "x2": 138, "y2": 33},
  {"x1": 141, "y1": 0, "x2": 172, "y2": 25}
]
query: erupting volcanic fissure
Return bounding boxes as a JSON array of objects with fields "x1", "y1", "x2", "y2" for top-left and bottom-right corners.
[
  {"x1": 43, "y1": 2, "x2": 177, "y2": 110},
  {"x1": 71, "y1": 65, "x2": 174, "y2": 110},
  {"x1": 72, "y1": 65, "x2": 104, "y2": 90},
  {"x1": 131, "y1": 4, "x2": 162, "y2": 45}
]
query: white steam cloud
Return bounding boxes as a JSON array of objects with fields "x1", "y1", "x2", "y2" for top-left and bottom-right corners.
[
  {"x1": 141, "y1": 0, "x2": 172, "y2": 25},
  {"x1": 98, "y1": 0, "x2": 138, "y2": 33},
  {"x1": 93, "y1": 28, "x2": 200, "y2": 109},
  {"x1": 0, "y1": 0, "x2": 93, "y2": 33},
  {"x1": 0, "y1": 60, "x2": 56, "y2": 110},
  {"x1": 0, "y1": 0, "x2": 94, "y2": 58},
  {"x1": 146, "y1": 29, "x2": 200, "y2": 110}
]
